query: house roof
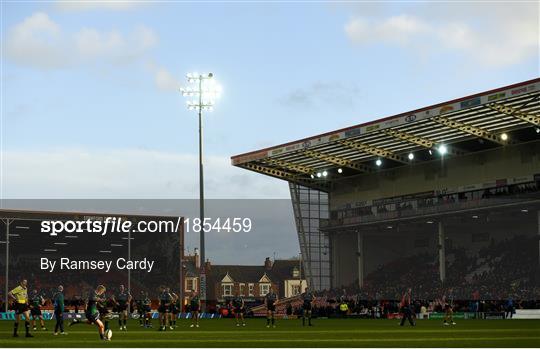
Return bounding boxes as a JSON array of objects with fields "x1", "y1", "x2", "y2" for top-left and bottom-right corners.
[{"x1": 207, "y1": 259, "x2": 304, "y2": 285}]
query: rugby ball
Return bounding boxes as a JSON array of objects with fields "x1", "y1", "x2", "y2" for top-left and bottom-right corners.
[{"x1": 105, "y1": 329, "x2": 113, "y2": 340}]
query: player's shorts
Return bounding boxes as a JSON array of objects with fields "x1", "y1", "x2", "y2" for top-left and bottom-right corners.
[
  {"x1": 267, "y1": 303, "x2": 276, "y2": 312},
  {"x1": 171, "y1": 305, "x2": 179, "y2": 314},
  {"x1": 190, "y1": 304, "x2": 200, "y2": 312},
  {"x1": 14, "y1": 303, "x2": 29, "y2": 315},
  {"x1": 444, "y1": 304, "x2": 452, "y2": 311},
  {"x1": 85, "y1": 311, "x2": 100, "y2": 323},
  {"x1": 158, "y1": 304, "x2": 170, "y2": 313},
  {"x1": 302, "y1": 301, "x2": 312, "y2": 311},
  {"x1": 30, "y1": 307, "x2": 42, "y2": 316},
  {"x1": 144, "y1": 305, "x2": 151, "y2": 313},
  {"x1": 234, "y1": 306, "x2": 244, "y2": 314},
  {"x1": 117, "y1": 302, "x2": 128, "y2": 311}
]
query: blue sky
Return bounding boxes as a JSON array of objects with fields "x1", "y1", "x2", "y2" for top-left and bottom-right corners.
[{"x1": 1, "y1": 1, "x2": 538, "y2": 263}]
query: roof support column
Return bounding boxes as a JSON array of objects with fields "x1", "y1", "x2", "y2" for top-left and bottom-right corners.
[
  {"x1": 438, "y1": 221, "x2": 446, "y2": 283},
  {"x1": 537, "y1": 210, "x2": 540, "y2": 267},
  {"x1": 357, "y1": 231, "x2": 364, "y2": 289}
]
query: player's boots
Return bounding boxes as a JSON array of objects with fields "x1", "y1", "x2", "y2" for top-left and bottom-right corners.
[{"x1": 25, "y1": 322, "x2": 33, "y2": 337}]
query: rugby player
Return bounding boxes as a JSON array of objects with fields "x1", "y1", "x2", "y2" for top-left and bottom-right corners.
[
  {"x1": 265, "y1": 286, "x2": 278, "y2": 328},
  {"x1": 52, "y1": 285, "x2": 66, "y2": 335},
  {"x1": 231, "y1": 292, "x2": 246, "y2": 327},
  {"x1": 29, "y1": 289, "x2": 47, "y2": 331},
  {"x1": 301, "y1": 287, "x2": 315, "y2": 326},
  {"x1": 399, "y1": 288, "x2": 415, "y2": 326},
  {"x1": 69, "y1": 285, "x2": 110, "y2": 341},
  {"x1": 113, "y1": 284, "x2": 131, "y2": 331},
  {"x1": 8, "y1": 279, "x2": 33, "y2": 337},
  {"x1": 442, "y1": 289, "x2": 456, "y2": 326},
  {"x1": 136, "y1": 291, "x2": 152, "y2": 328},
  {"x1": 97, "y1": 289, "x2": 114, "y2": 333},
  {"x1": 189, "y1": 291, "x2": 200, "y2": 328},
  {"x1": 158, "y1": 286, "x2": 173, "y2": 331},
  {"x1": 170, "y1": 291, "x2": 180, "y2": 328}
]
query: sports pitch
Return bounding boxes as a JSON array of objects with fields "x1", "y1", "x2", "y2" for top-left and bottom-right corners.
[{"x1": 0, "y1": 318, "x2": 539, "y2": 347}]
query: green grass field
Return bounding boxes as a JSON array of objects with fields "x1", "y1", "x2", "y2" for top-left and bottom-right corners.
[{"x1": 0, "y1": 318, "x2": 539, "y2": 347}]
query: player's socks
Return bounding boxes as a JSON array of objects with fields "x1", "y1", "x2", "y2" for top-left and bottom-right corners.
[
  {"x1": 271, "y1": 317, "x2": 275, "y2": 325},
  {"x1": 302, "y1": 316, "x2": 305, "y2": 326},
  {"x1": 266, "y1": 317, "x2": 270, "y2": 326},
  {"x1": 123, "y1": 319, "x2": 127, "y2": 326},
  {"x1": 13, "y1": 322, "x2": 19, "y2": 336},
  {"x1": 25, "y1": 321, "x2": 30, "y2": 335}
]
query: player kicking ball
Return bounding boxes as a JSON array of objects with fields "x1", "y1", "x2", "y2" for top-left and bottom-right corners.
[
  {"x1": 265, "y1": 287, "x2": 278, "y2": 328},
  {"x1": 69, "y1": 285, "x2": 112, "y2": 341}
]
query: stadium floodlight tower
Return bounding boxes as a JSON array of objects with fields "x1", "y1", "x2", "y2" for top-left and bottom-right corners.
[{"x1": 179, "y1": 72, "x2": 221, "y2": 303}]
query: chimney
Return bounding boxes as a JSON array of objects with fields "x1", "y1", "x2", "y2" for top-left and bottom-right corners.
[
  {"x1": 194, "y1": 248, "x2": 200, "y2": 269},
  {"x1": 204, "y1": 259, "x2": 211, "y2": 272},
  {"x1": 264, "y1": 257, "x2": 273, "y2": 270}
]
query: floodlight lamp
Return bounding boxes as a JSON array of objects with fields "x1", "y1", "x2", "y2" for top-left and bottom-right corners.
[
  {"x1": 316, "y1": 172, "x2": 322, "y2": 178},
  {"x1": 322, "y1": 171, "x2": 328, "y2": 177},
  {"x1": 337, "y1": 168, "x2": 343, "y2": 174},
  {"x1": 408, "y1": 153, "x2": 414, "y2": 160},
  {"x1": 375, "y1": 159, "x2": 382, "y2": 167},
  {"x1": 500, "y1": 133, "x2": 508, "y2": 141},
  {"x1": 437, "y1": 144, "x2": 448, "y2": 155}
]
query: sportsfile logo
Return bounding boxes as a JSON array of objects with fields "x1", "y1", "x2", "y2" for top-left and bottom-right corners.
[{"x1": 41, "y1": 216, "x2": 182, "y2": 236}]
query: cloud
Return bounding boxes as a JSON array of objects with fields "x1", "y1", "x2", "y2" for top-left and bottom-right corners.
[
  {"x1": 4, "y1": 12, "x2": 158, "y2": 69},
  {"x1": 55, "y1": 0, "x2": 142, "y2": 12},
  {"x1": 2, "y1": 148, "x2": 289, "y2": 199},
  {"x1": 344, "y1": 2, "x2": 539, "y2": 68},
  {"x1": 280, "y1": 81, "x2": 362, "y2": 109},
  {"x1": 145, "y1": 60, "x2": 181, "y2": 91},
  {"x1": 345, "y1": 15, "x2": 429, "y2": 46}
]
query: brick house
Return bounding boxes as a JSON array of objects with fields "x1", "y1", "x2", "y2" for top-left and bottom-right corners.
[{"x1": 205, "y1": 257, "x2": 306, "y2": 303}]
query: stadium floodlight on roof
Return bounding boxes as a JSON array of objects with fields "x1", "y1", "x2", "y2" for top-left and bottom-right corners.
[
  {"x1": 437, "y1": 144, "x2": 448, "y2": 156},
  {"x1": 179, "y1": 72, "x2": 221, "y2": 306}
]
